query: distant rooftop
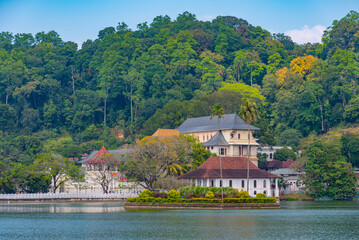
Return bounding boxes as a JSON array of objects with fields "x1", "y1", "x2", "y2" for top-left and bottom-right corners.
[
  {"x1": 177, "y1": 113, "x2": 260, "y2": 133},
  {"x1": 152, "y1": 128, "x2": 180, "y2": 137},
  {"x1": 79, "y1": 147, "x2": 132, "y2": 164}
]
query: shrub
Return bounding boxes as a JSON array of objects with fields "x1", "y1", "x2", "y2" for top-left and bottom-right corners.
[
  {"x1": 180, "y1": 186, "x2": 239, "y2": 198},
  {"x1": 167, "y1": 189, "x2": 181, "y2": 199},
  {"x1": 126, "y1": 197, "x2": 277, "y2": 204},
  {"x1": 185, "y1": 194, "x2": 202, "y2": 199},
  {"x1": 152, "y1": 193, "x2": 167, "y2": 198},
  {"x1": 256, "y1": 193, "x2": 267, "y2": 199},
  {"x1": 238, "y1": 189, "x2": 250, "y2": 198},
  {"x1": 205, "y1": 191, "x2": 215, "y2": 199},
  {"x1": 139, "y1": 190, "x2": 154, "y2": 198},
  {"x1": 214, "y1": 194, "x2": 227, "y2": 199}
]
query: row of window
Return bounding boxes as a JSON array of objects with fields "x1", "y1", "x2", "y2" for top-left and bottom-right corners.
[
  {"x1": 199, "y1": 179, "x2": 267, "y2": 188},
  {"x1": 198, "y1": 133, "x2": 245, "y2": 141}
]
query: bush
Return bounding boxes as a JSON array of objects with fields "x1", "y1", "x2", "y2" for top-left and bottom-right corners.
[
  {"x1": 205, "y1": 191, "x2": 215, "y2": 199},
  {"x1": 180, "y1": 186, "x2": 239, "y2": 198},
  {"x1": 126, "y1": 197, "x2": 277, "y2": 204},
  {"x1": 139, "y1": 190, "x2": 154, "y2": 198},
  {"x1": 256, "y1": 193, "x2": 267, "y2": 199},
  {"x1": 238, "y1": 189, "x2": 250, "y2": 198},
  {"x1": 167, "y1": 189, "x2": 181, "y2": 199},
  {"x1": 214, "y1": 194, "x2": 227, "y2": 199},
  {"x1": 152, "y1": 193, "x2": 167, "y2": 198},
  {"x1": 185, "y1": 194, "x2": 202, "y2": 199}
]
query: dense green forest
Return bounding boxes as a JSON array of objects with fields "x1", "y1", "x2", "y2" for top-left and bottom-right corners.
[{"x1": 0, "y1": 10, "x2": 359, "y2": 171}]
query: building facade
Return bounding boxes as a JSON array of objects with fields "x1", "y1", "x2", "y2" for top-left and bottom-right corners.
[
  {"x1": 177, "y1": 113, "x2": 260, "y2": 166},
  {"x1": 178, "y1": 156, "x2": 280, "y2": 197}
]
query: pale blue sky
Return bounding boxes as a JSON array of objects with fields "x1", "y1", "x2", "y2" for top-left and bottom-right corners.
[{"x1": 0, "y1": 0, "x2": 358, "y2": 46}]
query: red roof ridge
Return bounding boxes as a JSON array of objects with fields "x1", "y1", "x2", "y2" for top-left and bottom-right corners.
[{"x1": 84, "y1": 146, "x2": 109, "y2": 164}]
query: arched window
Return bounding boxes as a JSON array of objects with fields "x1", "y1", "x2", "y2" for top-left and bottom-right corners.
[
  {"x1": 263, "y1": 191, "x2": 267, "y2": 195},
  {"x1": 211, "y1": 180, "x2": 214, "y2": 187},
  {"x1": 254, "y1": 191, "x2": 257, "y2": 195},
  {"x1": 270, "y1": 153, "x2": 273, "y2": 159},
  {"x1": 229, "y1": 180, "x2": 232, "y2": 188},
  {"x1": 220, "y1": 180, "x2": 222, "y2": 187},
  {"x1": 263, "y1": 180, "x2": 266, "y2": 188},
  {"x1": 254, "y1": 180, "x2": 257, "y2": 188},
  {"x1": 241, "y1": 180, "x2": 245, "y2": 188}
]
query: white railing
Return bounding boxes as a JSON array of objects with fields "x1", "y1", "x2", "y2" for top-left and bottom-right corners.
[{"x1": 0, "y1": 192, "x2": 139, "y2": 200}]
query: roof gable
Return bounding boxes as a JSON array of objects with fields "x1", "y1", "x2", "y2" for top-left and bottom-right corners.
[
  {"x1": 179, "y1": 156, "x2": 280, "y2": 179},
  {"x1": 152, "y1": 128, "x2": 180, "y2": 137},
  {"x1": 204, "y1": 130, "x2": 229, "y2": 146}
]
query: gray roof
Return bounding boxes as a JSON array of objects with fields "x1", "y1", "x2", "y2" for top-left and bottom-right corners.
[
  {"x1": 203, "y1": 130, "x2": 229, "y2": 146},
  {"x1": 177, "y1": 113, "x2": 260, "y2": 133},
  {"x1": 79, "y1": 148, "x2": 132, "y2": 163},
  {"x1": 270, "y1": 168, "x2": 303, "y2": 175}
]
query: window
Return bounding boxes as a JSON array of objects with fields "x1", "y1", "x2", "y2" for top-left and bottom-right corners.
[
  {"x1": 211, "y1": 180, "x2": 214, "y2": 187},
  {"x1": 211, "y1": 146, "x2": 214, "y2": 150},
  {"x1": 254, "y1": 191, "x2": 257, "y2": 195},
  {"x1": 229, "y1": 180, "x2": 232, "y2": 187},
  {"x1": 220, "y1": 148, "x2": 227, "y2": 156},
  {"x1": 203, "y1": 136, "x2": 205, "y2": 141},
  {"x1": 230, "y1": 133, "x2": 234, "y2": 139},
  {"x1": 241, "y1": 180, "x2": 245, "y2": 188},
  {"x1": 263, "y1": 180, "x2": 266, "y2": 188},
  {"x1": 220, "y1": 180, "x2": 222, "y2": 187},
  {"x1": 264, "y1": 191, "x2": 267, "y2": 195},
  {"x1": 238, "y1": 134, "x2": 240, "y2": 139},
  {"x1": 207, "y1": 135, "x2": 209, "y2": 140},
  {"x1": 254, "y1": 180, "x2": 257, "y2": 188},
  {"x1": 270, "y1": 153, "x2": 273, "y2": 159}
]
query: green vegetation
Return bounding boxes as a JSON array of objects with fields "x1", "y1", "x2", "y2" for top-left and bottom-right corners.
[
  {"x1": 128, "y1": 186, "x2": 276, "y2": 204},
  {"x1": 0, "y1": 11, "x2": 358, "y2": 195}
]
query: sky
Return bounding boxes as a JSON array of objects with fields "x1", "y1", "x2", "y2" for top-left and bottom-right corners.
[{"x1": 0, "y1": 0, "x2": 359, "y2": 47}]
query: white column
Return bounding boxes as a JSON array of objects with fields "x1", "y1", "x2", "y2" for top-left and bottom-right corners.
[{"x1": 275, "y1": 178, "x2": 279, "y2": 198}]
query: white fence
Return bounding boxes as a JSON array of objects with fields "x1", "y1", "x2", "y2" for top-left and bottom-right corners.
[{"x1": 0, "y1": 193, "x2": 139, "y2": 200}]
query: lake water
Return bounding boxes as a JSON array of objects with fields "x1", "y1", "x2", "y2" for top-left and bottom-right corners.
[{"x1": 0, "y1": 201, "x2": 358, "y2": 240}]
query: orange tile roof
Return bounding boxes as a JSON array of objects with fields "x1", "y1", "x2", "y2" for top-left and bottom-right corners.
[
  {"x1": 179, "y1": 156, "x2": 280, "y2": 179},
  {"x1": 84, "y1": 146, "x2": 109, "y2": 164},
  {"x1": 152, "y1": 128, "x2": 180, "y2": 137}
]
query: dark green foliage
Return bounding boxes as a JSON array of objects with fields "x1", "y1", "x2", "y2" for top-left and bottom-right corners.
[
  {"x1": 273, "y1": 147, "x2": 297, "y2": 161},
  {"x1": 179, "y1": 186, "x2": 239, "y2": 198},
  {"x1": 341, "y1": 133, "x2": 359, "y2": 168},
  {"x1": 303, "y1": 141, "x2": 357, "y2": 200}
]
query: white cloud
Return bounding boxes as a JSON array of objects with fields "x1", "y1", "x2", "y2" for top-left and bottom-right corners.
[{"x1": 285, "y1": 25, "x2": 326, "y2": 44}]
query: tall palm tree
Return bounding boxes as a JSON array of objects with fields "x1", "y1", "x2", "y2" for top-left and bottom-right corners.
[
  {"x1": 239, "y1": 98, "x2": 259, "y2": 193},
  {"x1": 210, "y1": 104, "x2": 224, "y2": 201}
]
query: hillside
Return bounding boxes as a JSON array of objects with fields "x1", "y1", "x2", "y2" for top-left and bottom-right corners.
[{"x1": 0, "y1": 11, "x2": 359, "y2": 165}]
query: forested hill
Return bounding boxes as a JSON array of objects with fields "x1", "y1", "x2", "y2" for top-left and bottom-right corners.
[{"x1": 1, "y1": 11, "x2": 359, "y2": 165}]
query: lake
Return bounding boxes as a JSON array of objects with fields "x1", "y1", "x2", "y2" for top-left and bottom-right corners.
[{"x1": 0, "y1": 201, "x2": 358, "y2": 240}]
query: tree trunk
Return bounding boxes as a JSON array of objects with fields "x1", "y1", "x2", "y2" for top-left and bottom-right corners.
[{"x1": 247, "y1": 124, "x2": 250, "y2": 193}]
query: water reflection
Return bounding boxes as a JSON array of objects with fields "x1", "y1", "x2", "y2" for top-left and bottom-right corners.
[
  {"x1": 0, "y1": 201, "x2": 358, "y2": 240},
  {"x1": 0, "y1": 202, "x2": 126, "y2": 213}
]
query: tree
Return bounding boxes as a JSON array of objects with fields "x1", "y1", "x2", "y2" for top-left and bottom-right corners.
[
  {"x1": 239, "y1": 97, "x2": 259, "y2": 192},
  {"x1": 33, "y1": 153, "x2": 84, "y2": 193},
  {"x1": 341, "y1": 133, "x2": 359, "y2": 168},
  {"x1": 273, "y1": 147, "x2": 297, "y2": 161},
  {"x1": 210, "y1": 103, "x2": 225, "y2": 201},
  {"x1": 302, "y1": 141, "x2": 356, "y2": 199},
  {"x1": 86, "y1": 152, "x2": 123, "y2": 193},
  {"x1": 121, "y1": 136, "x2": 193, "y2": 191}
]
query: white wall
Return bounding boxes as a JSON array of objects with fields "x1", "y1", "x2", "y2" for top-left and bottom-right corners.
[{"x1": 196, "y1": 178, "x2": 275, "y2": 197}]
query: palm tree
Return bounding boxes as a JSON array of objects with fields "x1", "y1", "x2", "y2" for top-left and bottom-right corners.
[
  {"x1": 239, "y1": 98, "x2": 259, "y2": 193},
  {"x1": 210, "y1": 104, "x2": 225, "y2": 201}
]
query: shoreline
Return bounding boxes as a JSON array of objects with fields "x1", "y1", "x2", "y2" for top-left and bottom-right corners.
[
  {"x1": 0, "y1": 198, "x2": 127, "y2": 204},
  {"x1": 124, "y1": 202, "x2": 280, "y2": 209}
]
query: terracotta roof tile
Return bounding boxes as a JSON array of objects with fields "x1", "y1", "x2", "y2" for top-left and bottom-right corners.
[
  {"x1": 179, "y1": 156, "x2": 280, "y2": 179},
  {"x1": 152, "y1": 128, "x2": 180, "y2": 137},
  {"x1": 83, "y1": 146, "x2": 109, "y2": 164}
]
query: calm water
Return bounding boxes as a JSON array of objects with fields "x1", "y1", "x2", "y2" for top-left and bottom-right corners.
[{"x1": 0, "y1": 201, "x2": 358, "y2": 240}]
